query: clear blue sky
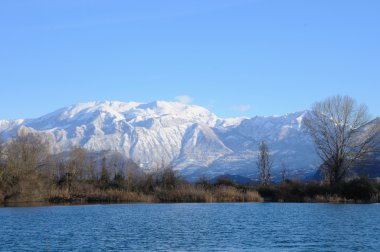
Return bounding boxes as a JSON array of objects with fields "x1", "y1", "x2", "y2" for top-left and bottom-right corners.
[{"x1": 1, "y1": 0, "x2": 379, "y2": 119}]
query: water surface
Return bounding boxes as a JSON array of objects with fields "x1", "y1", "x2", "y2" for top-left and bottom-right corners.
[{"x1": 1, "y1": 203, "x2": 379, "y2": 251}]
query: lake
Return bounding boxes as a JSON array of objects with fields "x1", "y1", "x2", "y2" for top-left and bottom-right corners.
[{"x1": 0, "y1": 203, "x2": 379, "y2": 251}]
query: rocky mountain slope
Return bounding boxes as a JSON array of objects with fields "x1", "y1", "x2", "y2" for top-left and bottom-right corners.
[{"x1": 0, "y1": 101, "x2": 331, "y2": 180}]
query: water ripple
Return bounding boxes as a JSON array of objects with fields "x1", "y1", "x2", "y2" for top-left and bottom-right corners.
[{"x1": 0, "y1": 203, "x2": 380, "y2": 251}]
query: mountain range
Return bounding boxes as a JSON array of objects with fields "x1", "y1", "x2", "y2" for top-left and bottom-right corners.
[{"x1": 0, "y1": 100, "x2": 377, "y2": 181}]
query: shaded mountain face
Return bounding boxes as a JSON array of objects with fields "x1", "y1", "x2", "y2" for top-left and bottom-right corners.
[{"x1": 1, "y1": 100, "x2": 371, "y2": 180}]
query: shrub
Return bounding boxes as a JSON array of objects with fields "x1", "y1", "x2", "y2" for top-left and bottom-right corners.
[
  {"x1": 257, "y1": 186, "x2": 280, "y2": 202},
  {"x1": 245, "y1": 190, "x2": 264, "y2": 202},
  {"x1": 341, "y1": 178, "x2": 377, "y2": 202}
]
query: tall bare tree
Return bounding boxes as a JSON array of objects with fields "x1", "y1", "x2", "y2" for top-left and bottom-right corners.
[
  {"x1": 0, "y1": 137, "x2": 4, "y2": 170},
  {"x1": 304, "y1": 95, "x2": 380, "y2": 185},
  {"x1": 0, "y1": 137, "x2": 3, "y2": 159},
  {"x1": 99, "y1": 156, "x2": 110, "y2": 189},
  {"x1": 0, "y1": 137, "x2": 7, "y2": 202},
  {"x1": 280, "y1": 161, "x2": 288, "y2": 183},
  {"x1": 257, "y1": 141, "x2": 272, "y2": 186},
  {"x1": 56, "y1": 147, "x2": 92, "y2": 194}
]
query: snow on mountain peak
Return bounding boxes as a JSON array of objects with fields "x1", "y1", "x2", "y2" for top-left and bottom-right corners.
[{"x1": 0, "y1": 101, "x2": 320, "y2": 179}]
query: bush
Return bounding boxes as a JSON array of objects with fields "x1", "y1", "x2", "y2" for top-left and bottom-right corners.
[
  {"x1": 245, "y1": 190, "x2": 264, "y2": 202},
  {"x1": 341, "y1": 178, "x2": 377, "y2": 202},
  {"x1": 257, "y1": 186, "x2": 280, "y2": 202}
]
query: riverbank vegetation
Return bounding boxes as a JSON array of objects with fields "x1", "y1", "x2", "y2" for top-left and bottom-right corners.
[
  {"x1": 0, "y1": 134, "x2": 264, "y2": 205},
  {"x1": 0, "y1": 133, "x2": 379, "y2": 206}
]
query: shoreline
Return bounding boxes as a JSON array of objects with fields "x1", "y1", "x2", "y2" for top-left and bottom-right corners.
[
  {"x1": 3, "y1": 177, "x2": 380, "y2": 207},
  {"x1": 2, "y1": 202, "x2": 377, "y2": 209},
  {"x1": 2, "y1": 197, "x2": 378, "y2": 208}
]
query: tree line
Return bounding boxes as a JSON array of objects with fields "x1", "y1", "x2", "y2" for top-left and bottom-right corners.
[
  {"x1": 0, "y1": 132, "x2": 263, "y2": 204},
  {"x1": 1, "y1": 95, "x2": 380, "y2": 205}
]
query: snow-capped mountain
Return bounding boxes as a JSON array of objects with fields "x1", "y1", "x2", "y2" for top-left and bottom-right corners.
[{"x1": 0, "y1": 100, "x2": 320, "y2": 180}]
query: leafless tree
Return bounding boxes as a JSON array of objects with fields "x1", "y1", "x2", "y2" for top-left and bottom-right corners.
[
  {"x1": 280, "y1": 161, "x2": 288, "y2": 183},
  {"x1": 0, "y1": 137, "x2": 4, "y2": 159},
  {"x1": 304, "y1": 95, "x2": 380, "y2": 185},
  {"x1": 99, "y1": 156, "x2": 110, "y2": 188},
  {"x1": 61, "y1": 147, "x2": 92, "y2": 193},
  {"x1": 2, "y1": 131, "x2": 50, "y2": 201},
  {"x1": 0, "y1": 137, "x2": 5, "y2": 171},
  {"x1": 73, "y1": 148, "x2": 93, "y2": 180},
  {"x1": 257, "y1": 141, "x2": 272, "y2": 186},
  {"x1": 0, "y1": 137, "x2": 7, "y2": 201}
]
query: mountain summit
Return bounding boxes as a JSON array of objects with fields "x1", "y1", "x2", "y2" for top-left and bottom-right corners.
[{"x1": 0, "y1": 101, "x2": 319, "y2": 180}]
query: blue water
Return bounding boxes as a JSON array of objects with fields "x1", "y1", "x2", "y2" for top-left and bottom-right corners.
[{"x1": 0, "y1": 203, "x2": 380, "y2": 251}]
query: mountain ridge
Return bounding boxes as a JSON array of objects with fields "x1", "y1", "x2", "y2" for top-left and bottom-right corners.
[{"x1": 0, "y1": 100, "x2": 349, "y2": 180}]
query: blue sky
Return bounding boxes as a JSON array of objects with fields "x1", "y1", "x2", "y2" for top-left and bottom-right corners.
[{"x1": 0, "y1": 0, "x2": 379, "y2": 119}]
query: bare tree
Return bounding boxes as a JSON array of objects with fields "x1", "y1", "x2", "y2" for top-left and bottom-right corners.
[
  {"x1": 304, "y1": 95, "x2": 380, "y2": 185},
  {"x1": 72, "y1": 147, "x2": 93, "y2": 181},
  {"x1": 257, "y1": 141, "x2": 272, "y2": 186},
  {"x1": 280, "y1": 161, "x2": 288, "y2": 183},
  {"x1": 0, "y1": 137, "x2": 4, "y2": 161},
  {"x1": 99, "y1": 156, "x2": 110, "y2": 189},
  {"x1": 2, "y1": 131, "x2": 50, "y2": 201},
  {"x1": 0, "y1": 137, "x2": 5, "y2": 171},
  {"x1": 62, "y1": 147, "x2": 91, "y2": 193},
  {"x1": 0, "y1": 137, "x2": 7, "y2": 202}
]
